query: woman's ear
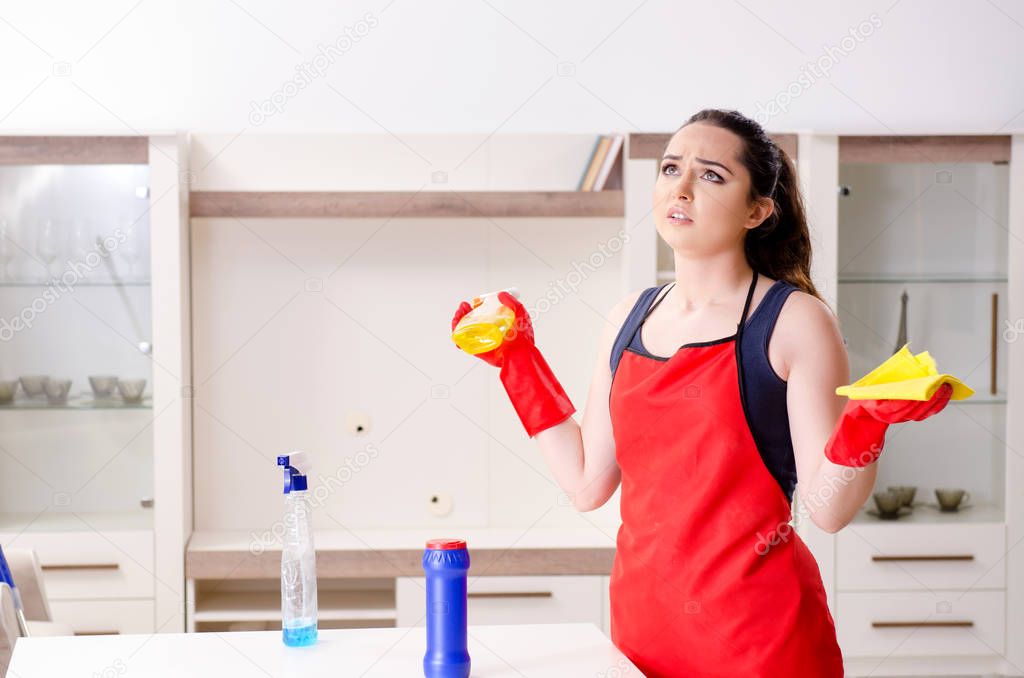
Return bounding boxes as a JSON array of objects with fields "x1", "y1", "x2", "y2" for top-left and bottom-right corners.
[{"x1": 746, "y1": 196, "x2": 775, "y2": 230}]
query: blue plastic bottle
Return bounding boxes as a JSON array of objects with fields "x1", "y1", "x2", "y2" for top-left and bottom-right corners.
[
  {"x1": 278, "y1": 451, "x2": 318, "y2": 647},
  {"x1": 423, "y1": 538, "x2": 471, "y2": 678}
]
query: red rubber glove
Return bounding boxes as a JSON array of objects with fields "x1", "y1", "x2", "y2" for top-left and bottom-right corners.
[
  {"x1": 451, "y1": 291, "x2": 575, "y2": 437},
  {"x1": 824, "y1": 382, "x2": 954, "y2": 467}
]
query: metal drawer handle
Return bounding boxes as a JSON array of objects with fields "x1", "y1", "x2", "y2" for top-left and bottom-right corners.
[
  {"x1": 871, "y1": 554, "x2": 974, "y2": 562},
  {"x1": 74, "y1": 630, "x2": 121, "y2": 636},
  {"x1": 467, "y1": 591, "x2": 553, "y2": 600},
  {"x1": 872, "y1": 620, "x2": 974, "y2": 628},
  {"x1": 42, "y1": 563, "x2": 120, "y2": 572}
]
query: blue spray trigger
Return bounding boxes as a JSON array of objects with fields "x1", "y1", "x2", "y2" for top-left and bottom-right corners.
[{"x1": 277, "y1": 452, "x2": 309, "y2": 494}]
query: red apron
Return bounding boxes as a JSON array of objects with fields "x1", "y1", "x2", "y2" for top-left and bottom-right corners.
[{"x1": 608, "y1": 278, "x2": 844, "y2": 677}]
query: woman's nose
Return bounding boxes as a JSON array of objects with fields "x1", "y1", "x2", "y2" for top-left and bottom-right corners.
[{"x1": 674, "y1": 172, "x2": 694, "y2": 201}]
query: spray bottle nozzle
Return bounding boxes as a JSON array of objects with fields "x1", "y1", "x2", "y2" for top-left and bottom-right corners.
[{"x1": 277, "y1": 451, "x2": 310, "y2": 494}]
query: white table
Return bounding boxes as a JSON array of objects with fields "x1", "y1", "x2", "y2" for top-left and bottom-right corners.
[{"x1": 9, "y1": 622, "x2": 637, "y2": 677}]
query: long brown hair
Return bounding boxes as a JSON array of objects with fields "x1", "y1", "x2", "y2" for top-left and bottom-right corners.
[{"x1": 677, "y1": 109, "x2": 828, "y2": 308}]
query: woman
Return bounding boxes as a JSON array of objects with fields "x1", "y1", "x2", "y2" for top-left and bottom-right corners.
[{"x1": 451, "y1": 108, "x2": 952, "y2": 677}]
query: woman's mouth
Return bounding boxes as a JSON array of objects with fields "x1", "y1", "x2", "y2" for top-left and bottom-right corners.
[{"x1": 667, "y1": 208, "x2": 693, "y2": 225}]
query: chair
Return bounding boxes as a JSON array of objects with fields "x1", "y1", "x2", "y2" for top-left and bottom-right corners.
[
  {"x1": 4, "y1": 549, "x2": 52, "y2": 622},
  {"x1": 0, "y1": 583, "x2": 19, "y2": 678},
  {"x1": 0, "y1": 549, "x2": 71, "y2": 639}
]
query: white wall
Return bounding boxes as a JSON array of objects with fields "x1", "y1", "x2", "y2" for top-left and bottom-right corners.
[
  {"x1": 189, "y1": 134, "x2": 624, "y2": 531},
  {"x1": 1, "y1": 1, "x2": 1022, "y2": 134}
]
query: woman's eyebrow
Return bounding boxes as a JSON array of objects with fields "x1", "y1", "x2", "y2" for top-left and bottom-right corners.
[{"x1": 661, "y1": 153, "x2": 734, "y2": 176}]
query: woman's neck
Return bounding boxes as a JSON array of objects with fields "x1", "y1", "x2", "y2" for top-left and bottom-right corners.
[{"x1": 668, "y1": 251, "x2": 754, "y2": 312}]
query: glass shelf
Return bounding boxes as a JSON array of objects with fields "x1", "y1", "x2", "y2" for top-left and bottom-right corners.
[
  {"x1": 838, "y1": 274, "x2": 1007, "y2": 284},
  {"x1": 954, "y1": 397, "x2": 1007, "y2": 405},
  {"x1": 0, "y1": 394, "x2": 151, "y2": 410},
  {"x1": 851, "y1": 502, "x2": 1004, "y2": 525},
  {"x1": 0, "y1": 280, "x2": 151, "y2": 288}
]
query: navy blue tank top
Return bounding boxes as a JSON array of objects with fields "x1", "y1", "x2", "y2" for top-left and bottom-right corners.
[{"x1": 610, "y1": 273, "x2": 800, "y2": 504}]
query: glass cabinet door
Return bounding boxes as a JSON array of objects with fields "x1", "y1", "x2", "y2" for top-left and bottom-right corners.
[
  {"x1": 0, "y1": 162, "x2": 154, "y2": 532},
  {"x1": 837, "y1": 158, "x2": 1009, "y2": 521}
]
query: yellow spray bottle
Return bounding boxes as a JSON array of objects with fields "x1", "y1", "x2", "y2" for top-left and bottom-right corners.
[{"x1": 451, "y1": 287, "x2": 521, "y2": 355}]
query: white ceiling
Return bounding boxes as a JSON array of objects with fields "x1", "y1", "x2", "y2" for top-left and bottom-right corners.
[{"x1": 0, "y1": 0, "x2": 1021, "y2": 135}]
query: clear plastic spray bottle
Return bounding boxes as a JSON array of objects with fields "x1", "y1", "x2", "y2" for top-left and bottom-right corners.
[{"x1": 277, "y1": 451, "x2": 318, "y2": 646}]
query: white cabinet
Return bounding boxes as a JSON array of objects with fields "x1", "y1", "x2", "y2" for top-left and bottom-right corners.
[
  {"x1": 396, "y1": 576, "x2": 604, "y2": 630},
  {"x1": 0, "y1": 527, "x2": 156, "y2": 633},
  {"x1": 836, "y1": 523, "x2": 1006, "y2": 592},
  {"x1": 836, "y1": 590, "x2": 1005, "y2": 658},
  {"x1": 0, "y1": 134, "x2": 192, "y2": 634},
  {"x1": 788, "y1": 134, "x2": 1024, "y2": 676},
  {"x1": 835, "y1": 523, "x2": 1008, "y2": 660},
  {"x1": 48, "y1": 599, "x2": 155, "y2": 636},
  {"x1": 22, "y1": 530, "x2": 154, "y2": 601}
]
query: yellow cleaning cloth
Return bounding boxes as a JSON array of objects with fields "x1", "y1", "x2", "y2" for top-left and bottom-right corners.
[{"x1": 836, "y1": 344, "x2": 974, "y2": 401}]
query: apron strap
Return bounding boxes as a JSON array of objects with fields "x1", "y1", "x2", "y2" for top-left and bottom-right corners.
[
  {"x1": 639, "y1": 282, "x2": 674, "y2": 326},
  {"x1": 736, "y1": 268, "x2": 759, "y2": 339}
]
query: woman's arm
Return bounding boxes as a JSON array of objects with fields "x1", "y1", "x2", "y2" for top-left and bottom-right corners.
[
  {"x1": 534, "y1": 292, "x2": 639, "y2": 512},
  {"x1": 777, "y1": 292, "x2": 877, "y2": 533}
]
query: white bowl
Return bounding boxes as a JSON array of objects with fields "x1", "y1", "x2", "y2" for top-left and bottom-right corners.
[
  {"x1": 88, "y1": 375, "x2": 119, "y2": 398},
  {"x1": 44, "y1": 379, "x2": 72, "y2": 405},
  {"x1": 19, "y1": 375, "x2": 49, "y2": 398},
  {"x1": 118, "y1": 378, "x2": 147, "y2": 403}
]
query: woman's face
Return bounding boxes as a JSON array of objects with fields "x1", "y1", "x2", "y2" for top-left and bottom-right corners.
[{"x1": 653, "y1": 122, "x2": 773, "y2": 257}]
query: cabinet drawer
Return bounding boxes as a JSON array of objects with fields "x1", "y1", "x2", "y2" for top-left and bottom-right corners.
[
  {"x1": 5, "y1": 530, "x2": 154, "y2": 600},
  {"x1": 396, "y1": 576, "x2": 603, "y2": 628},
  {"x1": 837, "y1": 590, "x2": 1004, "y2": 657},
  {"x1": 836, "y1": 523, "x2": 1005, "y2": 591},
  {"x1": 49, "y1": 599, "x2": 155, "y2": 635}
]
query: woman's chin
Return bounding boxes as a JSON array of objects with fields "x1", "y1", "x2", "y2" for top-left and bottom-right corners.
[{"x1": 656, "y1": 226, "x2": 698, "y2": 249}]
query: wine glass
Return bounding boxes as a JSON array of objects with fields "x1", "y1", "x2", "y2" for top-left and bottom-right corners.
[
  {"x1": 70, "y1": 218, "x2": 94, "y2": 283},
  {"x1": 36, "y1": 219, "x2": 58, "y2": 282},
  {"x1": 0, "y1": 218, "x2": 15, "y2": 282},
  {"x1": 118, "y1": 215, "x2": 140, "y2": 282}
]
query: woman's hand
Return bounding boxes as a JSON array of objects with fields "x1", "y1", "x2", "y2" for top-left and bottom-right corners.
[
  {"x1": 450, "y1": 291, "x2": 575, "y2": 438},
  {"x1": 854, "y1": 382, "x2": 953, "y2": 423},
  {"x1": 451, "y1": 291, "x2": 533, "y2": 368},
  {"x1": 824, "y1": 382, "x2": 953, "y2": 467}
]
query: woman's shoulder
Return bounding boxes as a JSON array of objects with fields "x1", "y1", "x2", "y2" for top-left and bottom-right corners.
[
  {"x1": 608, "y1": 287, "x2": 654, "y2": 327},
  {"x1": 771, "y1": 285, "x2": 844, "y2": 373}
]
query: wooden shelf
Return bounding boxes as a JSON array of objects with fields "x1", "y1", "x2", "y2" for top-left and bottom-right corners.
[
  {"x1": 0, "y1": 135, "x2": 149, "y2": 165},
  {"x1": 187, "y1": 527, "x2": 616, "y2": 580},
  {"x1": 189, "y1": 190, "x2": 624, "y2": 219},
  {"x1": 838, "y1": 135, "x2": 1011, "y2": 164},
  {"x1": 629, "y1": 132, "x2": 798, "y2": 161}
]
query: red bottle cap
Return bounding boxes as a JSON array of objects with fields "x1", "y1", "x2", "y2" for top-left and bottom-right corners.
[{"x1": 425, "y1": 538, "x2": 467, "y2": 550}]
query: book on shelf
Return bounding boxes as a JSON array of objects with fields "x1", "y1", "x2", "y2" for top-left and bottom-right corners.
[{"x1": 578, "y1": 134, "x2": 624, "y2": 191}]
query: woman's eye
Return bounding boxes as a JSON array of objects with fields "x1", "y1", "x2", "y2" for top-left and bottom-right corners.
[{"x1": 660, "y1": 164, "x2": 722, "y2": 183}]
